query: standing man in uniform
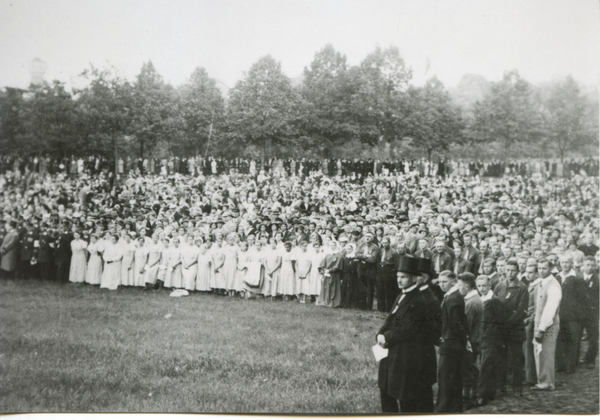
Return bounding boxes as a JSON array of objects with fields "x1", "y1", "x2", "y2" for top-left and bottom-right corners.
[{"x1": 376, "y1": 256, "x2": 429, "y2": 413}]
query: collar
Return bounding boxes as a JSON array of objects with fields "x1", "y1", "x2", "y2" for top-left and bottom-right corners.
[
  {"x1": 541, "y1": 274, "x2": 557, "y2": 286},
  {"x1": 419, "y1": 285, "x2": 429, "y2": 292},
  {"x1": 562, "y1": 269, "x2": 577, "y2": 279},
  {"x1": 444, "y1": 284, "x2": 459, "y2": 297},
  {"x1": 402, "y1": 284, "x2": 418, "y2": 294},
  {"x1": 465, "y1": 289, "x2": 479, "y2": 300},
  {"x1": 529, "y1": 277, "x2": 543, "y2": 288},
  {"x1": 481, "y1": 290, "x2": 494, "y2": 302}
]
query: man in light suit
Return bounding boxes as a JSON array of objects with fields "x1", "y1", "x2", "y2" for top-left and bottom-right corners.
[{"x1": 531, "y1": 259, "x2": 562, "y2": 391}]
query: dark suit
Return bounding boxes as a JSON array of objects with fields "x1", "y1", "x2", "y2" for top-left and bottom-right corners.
[
  {"x1": 478, "y1": 293, "x2": 506, "y2": 401},
  {"x1": 556, "y1": 272, "x2": 588, "y2": 373},
  {"x1": 418, "y1": 285, "x2": 442, "y2": 412},
  {"x1": 453, "y1": 257, "x2": 471, "y2": 275},
  {"x1": 432, "y1": 251, "x2": 453, "y2": 277},
  {"x1": 378, "y1": 287, "x2": 430, "y2": 413},
  {"x1": 54, "y1": 230, "x2": 73, "y2": 283},
  {"x1": 435, "y1": 288, "x2": 469, "y2": 413},
  {"x1": 376, "y1": 248, "x2": 400, "y2": 312},
  {"x1": 494, "y1": 279, "x2": 528, "y2": 392},
  {"x1": 462, "y1": 245, "x2": 482, "y2": 276}
]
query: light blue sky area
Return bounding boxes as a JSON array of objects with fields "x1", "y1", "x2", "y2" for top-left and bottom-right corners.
[{"x1": 0, "y1": 0, "x2": 598, "y2": 90}]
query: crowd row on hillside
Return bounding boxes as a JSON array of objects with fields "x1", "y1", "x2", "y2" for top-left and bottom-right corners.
[{"x1": 0, "y1": 157, "x2": 598, "y2": 412}]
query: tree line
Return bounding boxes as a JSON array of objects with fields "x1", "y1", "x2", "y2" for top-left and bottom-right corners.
[{"x1": 0, "y1": 45, "x2": 597, "y2": 164}]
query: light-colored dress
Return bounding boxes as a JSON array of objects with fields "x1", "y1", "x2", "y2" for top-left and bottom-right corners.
[
  {"x1": 195, "y1": 245, "x2": 212, "y2": 291},
  {"x1": 242, "y1": 247, "x2": 264, "y2": 294},
  {"x1": 120, "y1": 242, "x2": 137, "y2": 286},
  {"x1": 210, "y1": 244, "x2": 226, "y2": 289},
  {"x1": 100, "y1": 243, "x2": 123, "y2": 290},
  {"x1": 309, "y1": 248, "x2": 325, "y2": 296},
  {"x1": 264, "y1": 248, "x2": 282, "y2": 297},
  {"x1": 146, "y1": 243, "x2": 164, "y2": 284},
  {"x1": 223, "y1": 244, "x2": 239, "y2": 291},
  {"x1": 164, "y1": 246, "x2": 183, "y2": 288},
  {"x1": 133, "y1": 245, "x2": 149, "y2": 287},
  {"x1": 295, "y1": 250, "x2": 312, "y2": 296},
  {"x1": 279, "y1": 250, "x2": 296, "y2": 296},
  {"x1": 181, "y1": 245, "x2": 199, "y2": 290},
  {"x1": 69, "y1": 239, "x2": 87, "y2": 283},
  {"x1": 85, "y1": 241, "x2": 103, "y2": 285}
]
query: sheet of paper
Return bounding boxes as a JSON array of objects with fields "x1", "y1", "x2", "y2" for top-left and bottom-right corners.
[
  {"x1": 372, "y1": 344, "x2": 388, "y2": 362},
  {"x1": 533, "y1": 340, "x2": 543, "y2": 356}
]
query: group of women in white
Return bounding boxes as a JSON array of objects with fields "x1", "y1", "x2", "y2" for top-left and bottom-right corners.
[{"x1": 67, "y1": 230, "x2": 347, "y2": 306}]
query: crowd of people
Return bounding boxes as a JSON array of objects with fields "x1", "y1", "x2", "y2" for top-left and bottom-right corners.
[
  {"x1": 1, "y1": 153, "x2": 598, "y2": 180},
  {"x1": 0, "y1": 153, "x2": 598, "y2": 413}
]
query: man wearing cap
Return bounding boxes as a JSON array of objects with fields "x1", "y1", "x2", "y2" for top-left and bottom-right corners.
[
  {"x1": 376, "y1": 256, "x2": 430, "y2": 413},
  {"x1": 356, "y1": 231, "x2": 379, "y2": 311}
]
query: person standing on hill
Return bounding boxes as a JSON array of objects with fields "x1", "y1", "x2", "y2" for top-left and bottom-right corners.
[
  {"x1": 376, "y1": 256, "x2": 430, "y2": 413},
  {"x1": 0, "y1": 221, "x2": 19, "y2": 280},
  {"x1": 435, "y1": 270, "x2": 470, "y2": 413}
]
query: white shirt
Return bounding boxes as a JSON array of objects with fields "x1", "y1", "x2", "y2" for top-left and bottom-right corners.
[
  {"x1": 481, "y1": 290, "x2": 494, "y2": 302},
  {"x1": 538, "y1": 275, "x2": 562, "y2": 333}
]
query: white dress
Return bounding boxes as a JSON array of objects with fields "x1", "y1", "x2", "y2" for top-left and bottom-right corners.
[
  {"x1": 181, "y1": 245, "x2": 199, "y2": 290},
  {"x1": 85, "y1": 241, "x2": 103, "y2": 285},
  {"x1": 164, "y1": 247, "x2": 183, "y2": 288},
  {"x1": 143, "y1": 242, "x2": 162, "y2": 285},
  {"x1": 133, "y1": 245, "x2": 149, "y2": 287},
  {"x1": 69, "y1": 239, "x2": 87, "y2": 283},
  {"x1": 195, "y1": 245, "x2": 212, "y2": 291},
  {"x1": 309, "y1": 248, "x2": 325, "y2": 296},
  {"x1": 100, "y1": 243, "x2": 123, "y2": 290},
  {"x1": 120, "y1": 242, "x2": 137, "y2": 286}
]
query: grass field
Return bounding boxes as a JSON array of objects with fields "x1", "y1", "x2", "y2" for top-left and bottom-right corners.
[{"x1": 0, "y1": 279, "x2": 597, "y2": 414}]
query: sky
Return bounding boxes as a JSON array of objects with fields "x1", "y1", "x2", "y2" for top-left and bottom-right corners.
[{"x1": 0, "y1": 0, "x2": 598, "y2": 91}]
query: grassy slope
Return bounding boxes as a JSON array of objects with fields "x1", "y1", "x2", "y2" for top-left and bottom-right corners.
[
  {"x1": 0, "y1": 279, "x2": 385, "y2": 413},
  {"x1": 0, "y1": 279, "x2": 597, "y2": 413}
]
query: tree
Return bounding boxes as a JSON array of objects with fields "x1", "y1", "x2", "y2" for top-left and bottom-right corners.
[
  {"x1": 349, "y1": 46, "x2": 412, "y2": 159},
  {"x1": 177, "y1": 67, "x2": 225, "y2": 157},
  {"x1": 22, "y1": 80, "x2": 80, "y2": 157},
  {"x1": 75, "y1": 65, "x2": 133, "y2": 172},
  {"x1": 130, "y1": 62, "x2": 176, "y2": 158},
  {"x1": 467, "y1": 70, "x2": 543, "y2": 159},
  {"x1": 227, "y1": 55, "x2": 301, "y2": 164},
  {"x1": 406, "y1": 77, "x2": 464, "y2": 160},
  {"x1": 0, "y1": 87, "x2": 28, "y2": 154},
  {"x1": 542, "y1": 76, "x2": 598, "y2": 162},
  {"x1": 299, "y1": 44, "x2": 358, "y2": 156}
]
